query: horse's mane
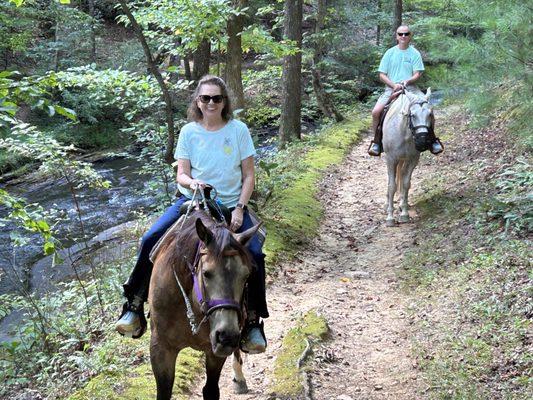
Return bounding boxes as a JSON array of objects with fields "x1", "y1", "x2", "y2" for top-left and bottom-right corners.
[
  {"x1": 385, "y1": 91, "x2": 428, "y2": 126},
  {"x1": 154, "y1": 210, "x2": 253, "y2": 277}
]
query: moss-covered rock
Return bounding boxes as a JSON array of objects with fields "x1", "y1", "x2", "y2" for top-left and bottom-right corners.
[{"x1": 269, "y1": 310, "x2": 329, "y2": 399}]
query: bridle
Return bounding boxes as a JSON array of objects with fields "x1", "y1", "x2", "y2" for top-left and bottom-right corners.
[
  {"x1": 192, "y1": 243, "x2": 244, "y2": 316},
  {"x1": 170, "y1": 184, "x2": 248, "y2": 334},
  {"x1": 173, "y1": 238, "x2": 248, "y2": 335},
  {"x1": 407, "y1": 99, "x2": 431, "y2": 135}
]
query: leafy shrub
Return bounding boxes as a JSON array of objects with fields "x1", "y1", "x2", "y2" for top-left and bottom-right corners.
[
  {"x1": 27, "y1": 66, "x2": 189, "y2": 152},
  {"x1": 242, "y1": 65, "x2": 283, "y2": 128},
  {"x1": 487, "y1": 157, "x2": 533, "y2": 236},
  {"x1": 45, "y1": 66, "x2": 165, "y2": 125},
  {"x1": 49, "y1": 119, "x2": 126, "y2": 150},
  {"x1": 28, "y1": 4, "x2": 96, "y2": 72}
]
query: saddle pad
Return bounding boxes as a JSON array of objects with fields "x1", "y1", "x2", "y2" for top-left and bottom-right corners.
[
  {"x1": 384, "y1": 94, "x2": 408, "y2": 127},
  {"x1": 149, "y1": 215, "x2": 186, "y2": 263},
  {"x1": 248, "y1": 208, "x2": 267, "y2": 246}
]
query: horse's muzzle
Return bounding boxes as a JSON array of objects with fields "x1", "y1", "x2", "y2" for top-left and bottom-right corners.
[
  {"x1": 413, "y1": 127, "x2": 428, "y2": 134},
  {"x1": 212, "y1": 329, "x2": 240, "y2": 357},
  {"x1": 216, "y1": 329, "x2": 240, "y2": 347}
]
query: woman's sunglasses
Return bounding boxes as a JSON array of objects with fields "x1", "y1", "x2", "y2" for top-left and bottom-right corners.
[
  {"x1": 198, "y1": 95, "x2": 225, "y2": 104},
  {"x1": 397, "y1": 32, "x2": 411, "y2": 37}
]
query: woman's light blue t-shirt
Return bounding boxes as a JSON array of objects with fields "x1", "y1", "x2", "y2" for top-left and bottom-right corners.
[
  {"x1": 378, "y1": 45, "x2": 425, "y2": 83},
  {"x1": 175, "y1": 119, "x2": 256, "y2": 207}
]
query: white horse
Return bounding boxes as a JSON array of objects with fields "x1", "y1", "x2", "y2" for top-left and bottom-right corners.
[{"x1": 382, "y1": 88, "x2": 432, "y2": 227}]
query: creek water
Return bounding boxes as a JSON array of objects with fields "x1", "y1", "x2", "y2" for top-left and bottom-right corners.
[{"x1": 0, "y1": 157, "x2": 158, "y2": 296}]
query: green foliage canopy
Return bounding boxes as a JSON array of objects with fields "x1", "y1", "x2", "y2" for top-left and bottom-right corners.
[{"x1": 118, "y1": 0, "x2": 233, "y2": 54}]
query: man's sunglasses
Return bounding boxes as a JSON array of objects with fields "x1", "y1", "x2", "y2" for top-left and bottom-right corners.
[
  {"x1": 397, "y1": 32, "x2": 411, "y2": 37},
  {"x1": 198, "y1": 95, "x2": 225, "y2": 104}
]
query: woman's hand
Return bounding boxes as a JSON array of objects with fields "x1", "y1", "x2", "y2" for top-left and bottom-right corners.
[
  {"x1": 189, "y1": 179, "x2": 206, "y2": 190},
  {"x1": 230, "y1": 207, "x2": 244, "y2": 232}
]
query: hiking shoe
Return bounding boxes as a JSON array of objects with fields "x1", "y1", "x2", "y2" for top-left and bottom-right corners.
[
  {"x1": 368, "y1": 142, "x2": 382, "y2": 156},
  {"x1": 115, "y1": 310, "x2": 141, "y2": 337},
  {"x1": 116, "y1": 298, "x2": 147, "y2": 339},
  {"x1": 430, "y1": 139, "x2": 444, "y2": 155},
  {"x1": 241, "y1": 322, "x2": 267, "y2": 354}
]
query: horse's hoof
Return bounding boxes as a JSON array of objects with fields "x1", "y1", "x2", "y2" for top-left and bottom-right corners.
[
  {"x1": 399, "y1": 214, "x2": 410, "y2": 223},
  {"x1": 233, "y1": 379, "x2": 249, "y2": 394},
  {"x1": 386, "y1": 218, "x2": 396, "y2": 227}
]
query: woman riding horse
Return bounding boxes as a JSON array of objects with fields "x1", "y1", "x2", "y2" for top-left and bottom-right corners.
[{"x1": 116, "y1": 75, "x2": 268, "y2": 354}]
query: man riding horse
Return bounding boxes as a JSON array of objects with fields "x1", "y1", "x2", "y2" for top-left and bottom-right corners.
[{"x1": 368, "y1": 24, "x2": 443, "y2": 156}]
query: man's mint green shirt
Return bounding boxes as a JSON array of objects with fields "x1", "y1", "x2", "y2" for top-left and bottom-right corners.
[{"x1": 378, "y1": 45, "x2": 425, "y2": 83}]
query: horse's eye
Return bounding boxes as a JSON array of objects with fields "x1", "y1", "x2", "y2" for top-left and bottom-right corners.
[{"x1": 203, "y1": 270, "x2": 213, "y2": 280}]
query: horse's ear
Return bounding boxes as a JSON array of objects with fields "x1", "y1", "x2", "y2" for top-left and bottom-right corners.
[
  {"x1": 425, "y1": 87, "x2": 432, "y2": 101},
  {"x1": 234, "y1": 222, "x2": 262, "y2": 247},
  {"x1": 196, "y1": 218, "x2": 214, "y2": 246}
]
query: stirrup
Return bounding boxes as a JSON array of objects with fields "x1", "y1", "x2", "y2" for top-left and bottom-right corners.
[
  {"x1": 368, "y1": 141, "x2": 382, "y2": 156},
  {"x1": 430, "y1": 138, "x2": 444, "y2": 155},
  {"x1": 116, "y1": 300, "x2": 147, "y2": 339},
  {"x1": 240, "y1": 320, "x2": 267, "y2": 354}
]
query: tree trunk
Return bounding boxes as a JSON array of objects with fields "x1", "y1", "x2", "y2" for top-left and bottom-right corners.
[
  {"x1": 376, "y1": 0, "x2": 381, "y2": 46},
  {"x1": 192, "y1": 38, "x2": 211, "y2": 80},
  {"x1": 88, "y1": 0, "x2": 96, "y2": 63},
  {"x1": 279, "y1": 0, "x2": 303, "y2": 147},
  {"x1": 225, "y1": 0, "x2": 246, "y2": 111},
  {"x1": 53, "y1": 5, "x2": 60, "y2": 72},
  {"x1": 184, "y1": 53, "x2": 192, "y2": 81},
  {"x1": 118, "y1": 0, "x2": 175, "y2": 165},
  {"x1": 393, "y1": 0, "x2": 402, "y2": 45},
  {"x1": 311, "y1": 0, "x2": 343, "y2": 122},
  {"x1": 2, "y1": 49, "x2": 9, "y2": 70}
]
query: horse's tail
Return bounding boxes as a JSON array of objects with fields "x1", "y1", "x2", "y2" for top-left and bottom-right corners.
[{"x1": 396, "y1": 160, "x2": 404, "y2": 197}]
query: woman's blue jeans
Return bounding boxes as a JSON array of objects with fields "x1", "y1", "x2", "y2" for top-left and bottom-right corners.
[{"x1": 123, "y1": 197, "x2": 269, "y2": 319}]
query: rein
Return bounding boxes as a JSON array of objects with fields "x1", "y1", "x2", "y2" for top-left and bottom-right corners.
[{"x1": 170, "y1": 185, "x2": 244, "y2": 335}]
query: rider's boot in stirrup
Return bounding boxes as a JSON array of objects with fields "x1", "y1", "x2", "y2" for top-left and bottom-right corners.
[
  {"x1": 368, "y1": 141, "x2": 382, "y2": 156},
  {"x1": 241, "y1": 312, "x2": 267, "y2": 354},
  {"x1": 430, "y1": 138, "x2": 444, "y2": 155},
  {"x1": 116, "y1": 295, "x2": 147, "y2": 339}
]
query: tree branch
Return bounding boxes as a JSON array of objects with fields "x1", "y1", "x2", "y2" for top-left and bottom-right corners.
[{"x1": 118, "y1": 0, "x2": 176, "y2": 164}]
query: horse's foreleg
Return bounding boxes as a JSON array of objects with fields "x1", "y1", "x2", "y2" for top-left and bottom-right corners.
[
  {"x1": 386, "y1": 160, "x2": 398, "y2": 227},
  {"x1": 150, "y1": 336, "x2": 179, "y2": 400},
  {"x1": 232, "y1": 349, "x2": 248, "y2": 394},
  {"x1": 203, "y1": 353, "x2": 226, "y2": 400},
  {"x1": 399, "y1": 160, "x2": 418, "y2": 223}
]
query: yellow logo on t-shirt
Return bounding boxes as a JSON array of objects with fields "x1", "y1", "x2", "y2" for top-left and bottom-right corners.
[{"x1": 223, "y1": 138, "x2": 233, "y2": 155}]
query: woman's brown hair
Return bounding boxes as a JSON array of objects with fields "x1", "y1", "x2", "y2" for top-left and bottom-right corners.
[{"x1": 187, "y1": 75, "x2": 233, "y2": 122}]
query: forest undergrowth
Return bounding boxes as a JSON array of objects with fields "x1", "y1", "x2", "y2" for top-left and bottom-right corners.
[{"x1": 402, "y1": 104, "x2": 532, "y2": 399}]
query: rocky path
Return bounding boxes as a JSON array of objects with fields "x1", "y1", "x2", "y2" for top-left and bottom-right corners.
[{"x1": 190, "y1": 131, "x2": 431, "y2": 400}]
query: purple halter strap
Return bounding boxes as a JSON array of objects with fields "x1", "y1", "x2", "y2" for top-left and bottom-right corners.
[{"x1": 186, "y1": 242, "x2": 242, "y2": 317}]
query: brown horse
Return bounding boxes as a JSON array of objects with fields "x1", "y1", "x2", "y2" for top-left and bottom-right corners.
[{"x1": 148, "y1": 209, "x2": 260, "y2": 400}]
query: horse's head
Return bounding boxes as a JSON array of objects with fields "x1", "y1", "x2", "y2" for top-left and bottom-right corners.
[
  {"x1": 404, "y1": 88, "x2": 433, "y2": 137},
  {"x1": 195, "y1": 218, "x2": 260, "y2": 357}
]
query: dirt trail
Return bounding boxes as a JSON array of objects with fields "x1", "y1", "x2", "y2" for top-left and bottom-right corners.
[{"x1": 191, "y1": 131, "x2": 430, "y2": 400}]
